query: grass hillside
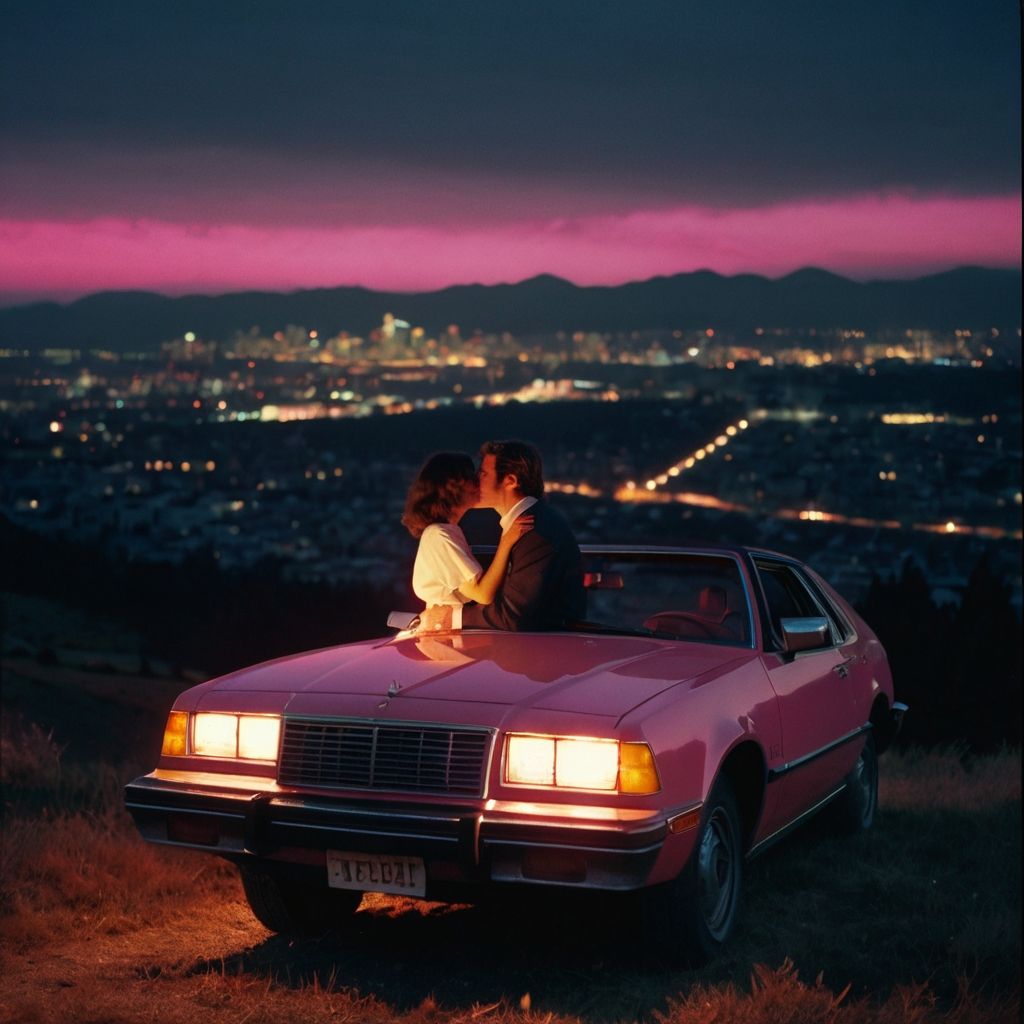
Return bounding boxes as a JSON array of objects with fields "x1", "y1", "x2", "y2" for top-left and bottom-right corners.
[{"x1": 0, "y1": 593, "x2": 1019, "y2": 1022}]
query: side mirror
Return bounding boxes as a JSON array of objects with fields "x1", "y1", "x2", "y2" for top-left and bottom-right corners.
[
  {"x1": 387, "y1": 610, "x2": 420, "y2": 632},
  {"x1": 780, "y1": 616, "x2": 830, "y2": 653}
]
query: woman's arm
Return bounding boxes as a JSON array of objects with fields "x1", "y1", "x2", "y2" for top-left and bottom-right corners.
[{"x1": 456, "y1": 517, "x2": 533, "y2": 605}]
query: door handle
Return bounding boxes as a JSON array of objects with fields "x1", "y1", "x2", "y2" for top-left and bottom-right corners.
[{"x1": 833, "y1": 662, "x2": 849, "y2": 678}]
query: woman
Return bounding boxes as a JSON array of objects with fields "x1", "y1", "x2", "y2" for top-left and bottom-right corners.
[{"x1": 402, "y1": 452, "x2": 532, "y2": 610}]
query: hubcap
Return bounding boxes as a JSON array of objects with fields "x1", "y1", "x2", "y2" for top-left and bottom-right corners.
[{"x1": 697, "y1": 808, "x2": 737, "y2": 940}]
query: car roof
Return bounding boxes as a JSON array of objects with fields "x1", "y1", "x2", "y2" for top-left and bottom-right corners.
[{"x1": 579, "y1": 543, "x2": 798, "y2": 564}]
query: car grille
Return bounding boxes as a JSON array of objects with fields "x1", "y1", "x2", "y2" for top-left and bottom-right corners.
[{"x1": 278, "y1": 718, "x2": 492, "y2": 796}]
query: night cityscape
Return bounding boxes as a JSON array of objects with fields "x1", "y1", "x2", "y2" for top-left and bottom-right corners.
[{"x1": 2, "y1": 309, "x2": 1020, "y2": 612}]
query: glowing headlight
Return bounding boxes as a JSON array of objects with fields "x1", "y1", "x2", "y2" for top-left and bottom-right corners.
[
  {"x1": 192, "y1": 713, "x2": 281, "y2": 761},
  {"x1": 193, "y1": 713, "x2": 238, "y2": 757},
  {"x1": 506, "y1": 735, "x2": 557, "y2": 785},
  {"x1": 504, "y1": 735, "x2": 659, "y2": 793},
  {"x1": 238, "y1": 715, "x2": 281, "y2": 760},
  {"x1": 556, "y1": 738, "x2": 619, "y2": 790}
]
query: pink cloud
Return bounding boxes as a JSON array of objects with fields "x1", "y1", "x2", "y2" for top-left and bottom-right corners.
[{"x1": 1, "y1": 193, "x2": 1019, "y2": 301}]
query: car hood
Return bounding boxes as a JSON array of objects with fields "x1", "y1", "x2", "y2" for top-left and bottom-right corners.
[{"x1": 205, "y1": 631, "x2": 755, "y2": 721}]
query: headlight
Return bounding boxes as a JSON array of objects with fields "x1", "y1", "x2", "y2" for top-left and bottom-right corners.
[
  {"x1": 189, "y1": 713, "x2": 281, "y2": 761},
  {"x1": 504, "y1": 735, "x2": 659, "y2": 793},
  {"x1": 193, "y1": 713, "x2": 238, "y2": 757}
]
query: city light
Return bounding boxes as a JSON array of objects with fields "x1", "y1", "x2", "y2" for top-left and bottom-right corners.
[{"x1": 2, "y1": 319, "x2": 1019, "y2": 594}]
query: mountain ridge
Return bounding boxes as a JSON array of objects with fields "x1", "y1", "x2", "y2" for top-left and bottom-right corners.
[{"x1": 0, "y1": 267, "x2": 1018, "y2": 351}]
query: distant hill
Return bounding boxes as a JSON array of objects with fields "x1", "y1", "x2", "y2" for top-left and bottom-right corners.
[{"x1": 0, "y1": 266, "x2": 1019, "y2": 351}]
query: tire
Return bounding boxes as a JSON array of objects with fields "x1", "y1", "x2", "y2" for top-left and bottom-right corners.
[
  {"x1": 642, "y1": 776, "x2": 744, "y2": 965},
  {"x1": 826, "y1": 733, "x2": 878, "y2": 835},
  {"x1": 239, "y1": 863, "x2": 362, "y2": 935}
]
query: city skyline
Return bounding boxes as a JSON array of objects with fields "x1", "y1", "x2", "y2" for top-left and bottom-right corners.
[{"x1": 1, "y1": 2, "x2": 1020, "y2": 303}]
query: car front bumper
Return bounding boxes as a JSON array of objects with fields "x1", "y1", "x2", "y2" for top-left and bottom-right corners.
[{"x1": 124, "y1": 771, "x2": 673, "y2": 893}]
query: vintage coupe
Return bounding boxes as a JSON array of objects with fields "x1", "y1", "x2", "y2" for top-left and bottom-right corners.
[{"x1": 126, "y1": 545, "x2": 905, "y2": 961}]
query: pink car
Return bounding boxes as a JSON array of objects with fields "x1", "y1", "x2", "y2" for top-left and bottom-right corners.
[{"x1": 126, "y1": 545, "x2": 905, "y2": 962}]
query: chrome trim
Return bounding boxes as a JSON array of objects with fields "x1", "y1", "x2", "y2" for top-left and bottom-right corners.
[
  {"x1": 269, "y1": 820, "x2": 460, "y2": 844},
  {"x1": 482, "y1": 816, "x2": 667, "y2": 839},
  {"x1": 747, "y1": 783, "x2": 847, "y2": 858},
  {"x1": 666, "y1": 801, "x2": 704, "y2": 832},
  {"x1": 485, "y1": 873, "x2": 641, "y2": 892},
  {"x1": 125, "y1": 801, "x2": 245, "y2": 821},
  {"x1": 482, "y1": 836, "x2": 665, "y2": 856},
  {"x1": 272, "y1": 798, "x2": 465, "y2": 824},
  {"x1": 136, "y1": 836, "x2": 246, "y2": 854},
  {"x1": 126, "y1": 779, "x2": 260, "y2": 801},
  {"x1": 278, "y1": 716, "x2": 496, "y2": 798},
  {"x1": 766, "y1": 724, "x2": 870, "y2": 781},
  {"x1": 279, "y1": 714, "x2": 497, "y2": 735}
]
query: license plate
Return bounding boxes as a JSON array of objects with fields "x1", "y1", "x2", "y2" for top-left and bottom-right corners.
[{"x1": 326, "y1": 850, "x2": 426, "y2": 897}]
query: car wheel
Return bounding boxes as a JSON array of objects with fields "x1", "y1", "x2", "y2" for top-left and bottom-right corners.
[
  {"x1": 239, "y1": 864, "x2": 362, "y2": 934},
  {"x1": 642, "y1": 776, "x2": 743, "y2": 965},
  {"x1": 827, "y1": 734, "x2": 878, "y2": 835}
]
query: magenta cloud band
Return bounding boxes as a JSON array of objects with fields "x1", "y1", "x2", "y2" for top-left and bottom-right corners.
[{"x1": 2, "y1": 193, "x2": 1019, "y2": 302}]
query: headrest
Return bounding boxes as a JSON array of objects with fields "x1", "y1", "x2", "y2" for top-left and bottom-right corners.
[{"x1": 699, "y1": 585, "x2": 728, "y2": 620}]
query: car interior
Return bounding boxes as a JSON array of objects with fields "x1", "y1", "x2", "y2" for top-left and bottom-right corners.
[{"x1": 581, "y1": 556, "x2": 751, "y2": 646}]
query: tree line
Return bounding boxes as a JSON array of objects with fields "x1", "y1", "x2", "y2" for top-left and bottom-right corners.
[
  {"x1": 3, "y1": 515, "x2": 1019, "y2": 750},
  {"x1": 856, "y1": 557, "x2": 1021, "y2": 751},
  {"x1": 1, "y1": 516, "x2": 402, "y2": 678}
]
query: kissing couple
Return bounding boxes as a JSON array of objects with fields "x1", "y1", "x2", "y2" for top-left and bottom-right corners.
[{"x1": 402, "y1": 439, "x2": 585, "y2": 633}]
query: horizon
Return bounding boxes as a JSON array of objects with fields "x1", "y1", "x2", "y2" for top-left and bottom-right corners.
[{"x1": 0, "y1": 259, "x2": 1020, "y2": 312}]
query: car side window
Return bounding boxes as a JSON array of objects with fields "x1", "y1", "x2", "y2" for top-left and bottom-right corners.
[
  {"x1": 797, "y1": 570, "x2": 852, "y2": 643},
  {"x1": 754, "y1": 559, "x2": 835, "y2": 649}
]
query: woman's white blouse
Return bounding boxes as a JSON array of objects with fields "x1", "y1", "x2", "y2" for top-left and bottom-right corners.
[{"x1": 412, "y1": 523, "x2": 482, "y2": 606}]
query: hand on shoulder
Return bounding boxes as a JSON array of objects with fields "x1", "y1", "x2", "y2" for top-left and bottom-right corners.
[{"x1": 502, "y1": 515, "x2": 534, "y2": 546}]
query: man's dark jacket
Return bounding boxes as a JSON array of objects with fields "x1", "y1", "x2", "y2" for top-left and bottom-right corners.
[{"x1": 460, "y1": 500, "x2": 585, "y2": 631}]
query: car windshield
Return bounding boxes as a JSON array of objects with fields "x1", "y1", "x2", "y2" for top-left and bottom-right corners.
[{"x1": 576, "y1": 551, "x2": 752, "y2": 647}]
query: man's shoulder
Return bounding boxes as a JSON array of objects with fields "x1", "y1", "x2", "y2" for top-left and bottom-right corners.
[{"x1": 531, "y1": 500, "x2": 579, "y2": 546}]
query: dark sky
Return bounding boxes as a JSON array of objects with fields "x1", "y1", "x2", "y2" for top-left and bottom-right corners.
[{"x1": 1, "y1": 1, "x2": 1020, "y2": 300}]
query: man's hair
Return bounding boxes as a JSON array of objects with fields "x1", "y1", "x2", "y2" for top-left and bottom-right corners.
[
  {"x1": 401, "y1": 451, "x2": 477, "y2": 538},
  {"x1": 480, "y1": 439, "x2": 544, "y2": 499}
]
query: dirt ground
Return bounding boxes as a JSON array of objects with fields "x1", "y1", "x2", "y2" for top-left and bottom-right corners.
[{"x1": 1, "y1": 886, "x2": 651, "y2": 1024}]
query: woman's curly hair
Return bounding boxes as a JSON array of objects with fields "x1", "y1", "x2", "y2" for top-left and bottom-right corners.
[{"x1": 401, "y1": 452, "x2": 478, "y2": 538}]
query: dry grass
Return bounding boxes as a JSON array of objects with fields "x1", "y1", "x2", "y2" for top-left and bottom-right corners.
[
  {"x1": 880, "y1": 745, "x2": 1021, "y2": 810},
  {"x1": 0, "y1": 721, "x2": 1018, "y2": 1023},
  {"x1": 2, "y1": 957, "x2": 1017, "y2": 1024},
  {"x1": 0, "y1": 719, "x2": 238, "y2": 951}
]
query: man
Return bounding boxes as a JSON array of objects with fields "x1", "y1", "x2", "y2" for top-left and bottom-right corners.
[{"x1": 420, "y1": 439, "x2": 585, "y2": 632}]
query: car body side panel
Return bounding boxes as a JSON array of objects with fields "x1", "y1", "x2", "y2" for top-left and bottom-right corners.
[
  {"x1": 761, "y1": 644, "x2": 862, "y2": 822},
  {"x1": 621, "y1": 656, "x2": 786, "y2": 864}
]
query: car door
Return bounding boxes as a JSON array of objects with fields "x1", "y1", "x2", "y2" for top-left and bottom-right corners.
[{"x1": 754, "y1": 557, "x2": 863, "y2": 827}]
